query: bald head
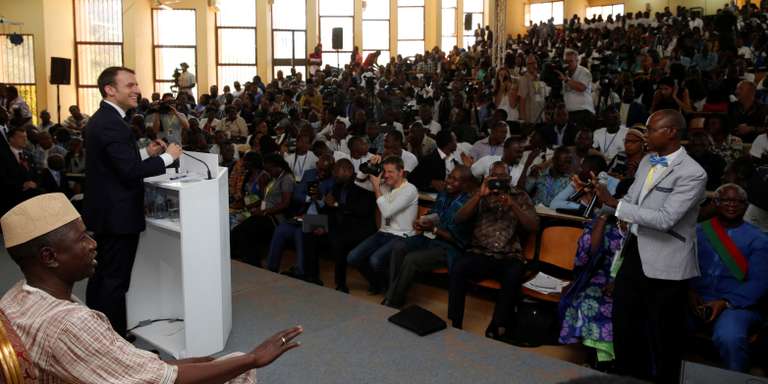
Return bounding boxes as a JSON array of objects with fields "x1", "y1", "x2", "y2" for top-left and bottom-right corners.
[
  {"x1": 648, "y1": 109, "x2": 685, "y2": 136},
  {"x1": 646, "y1": 109, "x2": 684, "y2": 154}
]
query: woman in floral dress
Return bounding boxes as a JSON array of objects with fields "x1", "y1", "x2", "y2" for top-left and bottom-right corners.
[{"x1": 559, "y1": 213, "x2": 626, "y2": 364}]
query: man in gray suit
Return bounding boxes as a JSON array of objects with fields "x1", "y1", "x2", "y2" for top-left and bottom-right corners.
[{"x1": 595, "y1": 109, "x2": 707, "y2": 383}]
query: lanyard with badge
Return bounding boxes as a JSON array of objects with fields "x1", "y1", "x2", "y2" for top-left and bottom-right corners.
[
  {"x1": 293, "y1": 154, "x2": 308, "y2": 182},
  {"x1": 262, "y1": 172, "x2": 284, "y2": 210}
]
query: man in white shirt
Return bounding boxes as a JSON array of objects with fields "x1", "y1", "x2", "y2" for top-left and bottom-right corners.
[
  {"x1": 284, "y1": 134, "x2": 318, "y2": 182},
  {"x1": 177, "y1": 62, "x2": 196, "y2": 96},
  {"x1": 335, "y1": 136, "x2": 374, "y2": 190},
  {"x1": 382, "y1": 130, "x2": 419, "y2": 173},
  {"x1": 323, "y1": 118, "x2": 351, "y2": 154},
  {"x1": 469, "y1": 121, "x2": 508, "y2": 160},
  {"x1": 220, "y1": 105, "x2": 248, "y2": 139},
  {"x1": 347, "y1": 156, "x2": 418, "y2": 293},
  {"x1": 470, "y1": 136, "x2": 528, "y2": 186},
  {"x1": 592, "y1": 105, "x2": 627, "y2": 162},
  {"x1": 558, "y1": 49, "x2": 595, "y2": 128},
  {"x1": 199, "y1": 107, "x2": 221, "y2": 134},
  {"x1": 417, "y1": 105, "x2": 442, "y2": 136}
]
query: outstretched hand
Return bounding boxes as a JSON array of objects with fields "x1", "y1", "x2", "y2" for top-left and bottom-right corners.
[{"x1": 249, "y1": 326, "x2": 303, "y2": 368}]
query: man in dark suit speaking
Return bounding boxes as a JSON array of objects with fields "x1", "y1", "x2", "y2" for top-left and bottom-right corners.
[{"x1": 84, "y1": 66, "x2": 182, "y2": 337}]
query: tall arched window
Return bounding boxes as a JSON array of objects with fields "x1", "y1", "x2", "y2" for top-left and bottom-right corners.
[
  {"x1": 462, "y1": 0, "x2": 484, "y2": 49},
  {"x1": 0, "y1": 35, "x2": 37, "y2": 122}
]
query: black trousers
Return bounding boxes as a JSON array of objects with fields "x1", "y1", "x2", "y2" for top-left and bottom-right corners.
[
  {"x1": 231, "y1": 215, "x2": 276, "y2": 266},
  {"x1": 330, "y1": 229, "x2": 372, "y2": 289},
  {"x1": 85, "y1": 233, "x2": 140, "y2": 338},
  {"x1": 448, "y1": 254, "x2": 526, "y2": 330},
  {"x1": 613, "y1": 235, "x2": 688, "y2": 383}
]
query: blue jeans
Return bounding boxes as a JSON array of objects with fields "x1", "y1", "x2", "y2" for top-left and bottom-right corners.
[
  {"x1": 711, "y1": 308, "x2": 763, "y2": 372},
  {"x1": 347, "y1": 232, "x2": 400, "y2": 287},
  {"x1": 266, "y1": 223, "x2": 305, "y2": 275}
]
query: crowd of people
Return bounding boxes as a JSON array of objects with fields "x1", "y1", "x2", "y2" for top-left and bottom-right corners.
[{"x1": 2, "y1": 2, "x2": 768, "y2": 383}]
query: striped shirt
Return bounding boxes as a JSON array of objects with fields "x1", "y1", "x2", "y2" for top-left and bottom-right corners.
[{"x1": 0, "y1": 281, "x2": 177, "y2": 384}]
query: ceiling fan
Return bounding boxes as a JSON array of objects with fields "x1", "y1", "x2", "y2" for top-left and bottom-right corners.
[{"x1": 153, "y1": 0, "x2": 181, "y2": 11}]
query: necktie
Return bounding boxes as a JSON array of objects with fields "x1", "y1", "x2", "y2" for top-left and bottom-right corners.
[{"x1": 18, "y1": 152, "x2": 29, "y2": 170}]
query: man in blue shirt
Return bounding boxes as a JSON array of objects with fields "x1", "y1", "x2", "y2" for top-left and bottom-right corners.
[
  {"x1": 691, "y1": 183, "x2": 768, "y2": 372},
  {"x1": 382, "y1": 165, "x2": 475, "y2": 308}
]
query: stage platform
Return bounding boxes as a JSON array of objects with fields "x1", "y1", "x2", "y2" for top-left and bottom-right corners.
[{"x1": 0, "y1": 246, "x2": 598, "y2": 383}]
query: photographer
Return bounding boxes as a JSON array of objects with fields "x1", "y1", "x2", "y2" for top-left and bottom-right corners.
[
  {"x1": 151, "y1": 94, "x2": 189, "y2": 145},
  {"x1": 449, "y1": 161, "x2": 539, "y2": 339},
  {"x1": 347, "y1": 156, "x2": 419, "y2": 294},
  {"x1": 558, "y1": 49, "x2": 595, "y2": 128},
  {"x1": 176, "y1": 62, "x2": 196, "y2": 96}
]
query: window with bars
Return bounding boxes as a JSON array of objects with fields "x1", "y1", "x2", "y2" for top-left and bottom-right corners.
[
  {"x1": 397, "y1": 0, "x2": 424, "y2": 58},
  {"x1": 362, "y1": 0, "x2": 390, "y2": 65},
  {"x1": 319, "y1": 0, "x2": 354, "y2": 69},
  {"x1": 586, "y1": 4, "x2": 625, "y2": 20},
  {"x1": 74, "y1": 0, "x2": 124, "y2": 115},
  {"x1": 152, "y1": 9, "x2": 197, "y2": 98},
  {"x1": 462, "y1": 0, "x2": 484, "y2": 49},
  {"x1": 0, "y1": 34, "x2": 37, "y2": 122},
  {"x1": 524, "y1": 1, "x2": 564, "y2": 27},
  {"x1": 441, "y1": 0, "x2": 457, "y2": 52},
  {"x1": 216, "y1": 0, "x2": 257, "y2": 89},
  {"x1": 272, "y1": 0, "x2": 307, "y2": 79}
]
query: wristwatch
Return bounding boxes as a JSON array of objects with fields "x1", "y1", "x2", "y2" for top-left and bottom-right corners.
[
  {"x1": 432, "y1": 226, "x2": 438, "y2": 234},
  {"x1": 724, "y1": 299, "x2": 733, "y2": 309}
]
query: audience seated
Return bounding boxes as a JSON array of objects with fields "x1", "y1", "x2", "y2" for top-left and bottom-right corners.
[
  {"x1": 690, "y1": 184, "x2": 768, "y2": 372},
  {"x1": 9, "y1": 2, "x2": 768, "y2": 375},
  {"x1": 525, "y1": 146, "x2": 573, "y2": 206},
  {"x1": 230, "y1": 154, "x2": 294, "y2": 265},
  {"x1": 323, "y1": 159, "x2": 378, "y2": 293},
  {"x1": 449, "y1": 161, "x2": 539, "y2": 339},
  {"x1": 347, "y1": 156, "x2": 418, "y2": 294},
  {"x1": 384, "y1": 166, "x2": 475, "y2": 308},
  {"x1": 266, "y1": 154, "x2": 334, "y2": 283}
]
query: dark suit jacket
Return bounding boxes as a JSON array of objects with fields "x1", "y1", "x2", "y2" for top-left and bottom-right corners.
[
  {"x1": 322, "y1": 182, "x2": 377, "y2": 238},
  {"x1": 409, "y1": 148, "x2": 449, "y2": 191},
  {"x1": 625, "y1": 102, "x2": 649, "y2": 128},
  {"x1": 540, "y1": 122, "x2": 579, "y2": 147},
  {"x1": 39, "y1": 169, "x2": 72, "y2": 197},
  {"x1": 0, "y1": 147, "x2": 39, "y2": 215},
  {"x1": 83, "y1": 101, "x2": 166, "y2": 234}
]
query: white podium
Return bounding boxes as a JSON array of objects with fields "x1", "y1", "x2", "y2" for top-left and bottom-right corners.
[{"x1": 126, "y1": 152, "x2": 231, "y2": 358}]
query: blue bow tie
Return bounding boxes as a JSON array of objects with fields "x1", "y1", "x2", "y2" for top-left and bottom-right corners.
[{"x1": 649, "y1": 155, "x2": 669, "y2": 167}]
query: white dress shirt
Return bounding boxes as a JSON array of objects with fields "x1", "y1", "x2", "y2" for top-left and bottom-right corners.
[{"x1": 284, "y1": 151, "x2": 318, "y2": 182}]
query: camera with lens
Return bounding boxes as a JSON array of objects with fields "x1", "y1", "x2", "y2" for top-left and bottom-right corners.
[
  {"x1": 487, "y1": 178, "x2": 511, "y2": 194},
  {"x1": 359, "y1": 161, "x2": 382, "y2": 176}
]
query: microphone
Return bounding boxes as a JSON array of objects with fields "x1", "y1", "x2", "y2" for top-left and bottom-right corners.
[
  {"x1": 182, "y1": 152, "x2": 213, "y2": 180},
  {"x1": 568, "y1": 171, "x2": 608, "y2": 202}
]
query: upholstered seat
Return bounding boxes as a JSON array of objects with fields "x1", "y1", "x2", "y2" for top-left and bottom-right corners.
[{"x1": 0, "y1": 310, "x2": 37, "y2": 384}]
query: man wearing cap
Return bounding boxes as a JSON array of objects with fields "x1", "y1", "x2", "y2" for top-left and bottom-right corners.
[
  {"x1": 83, "y1": 66, "x2": 182, "y2": 338},
  {"x1": 177, "y1": 62, "x2": 196, "y2": 96},
  {"x1": 0, "y1": 193, "x2": 302, "y2": 383}
]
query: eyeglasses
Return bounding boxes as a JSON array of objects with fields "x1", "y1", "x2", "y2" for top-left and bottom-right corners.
[{"x1": 714, "y1": 198, "x2": 747, "y2": 206}]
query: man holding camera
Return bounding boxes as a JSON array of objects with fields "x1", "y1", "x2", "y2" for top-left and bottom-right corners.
[
  {"x1": 449, "y1": 161, "x2": 539, "y2": 338},
  {"x1": 84, "y1": 67, "x2": 182, "y2": 338},
  {"x1": 150, "y1": 93, "x2": 189, "y2": 145},
  {"x1": 347, "y1": 156, "x2": 419, "y2": 294},
  {"x1": 177, "y1": 62, "x2": 196, "y2": 96},
  {"x1": 557, "y1": 49, "x2": 594, "y2": 129}
]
